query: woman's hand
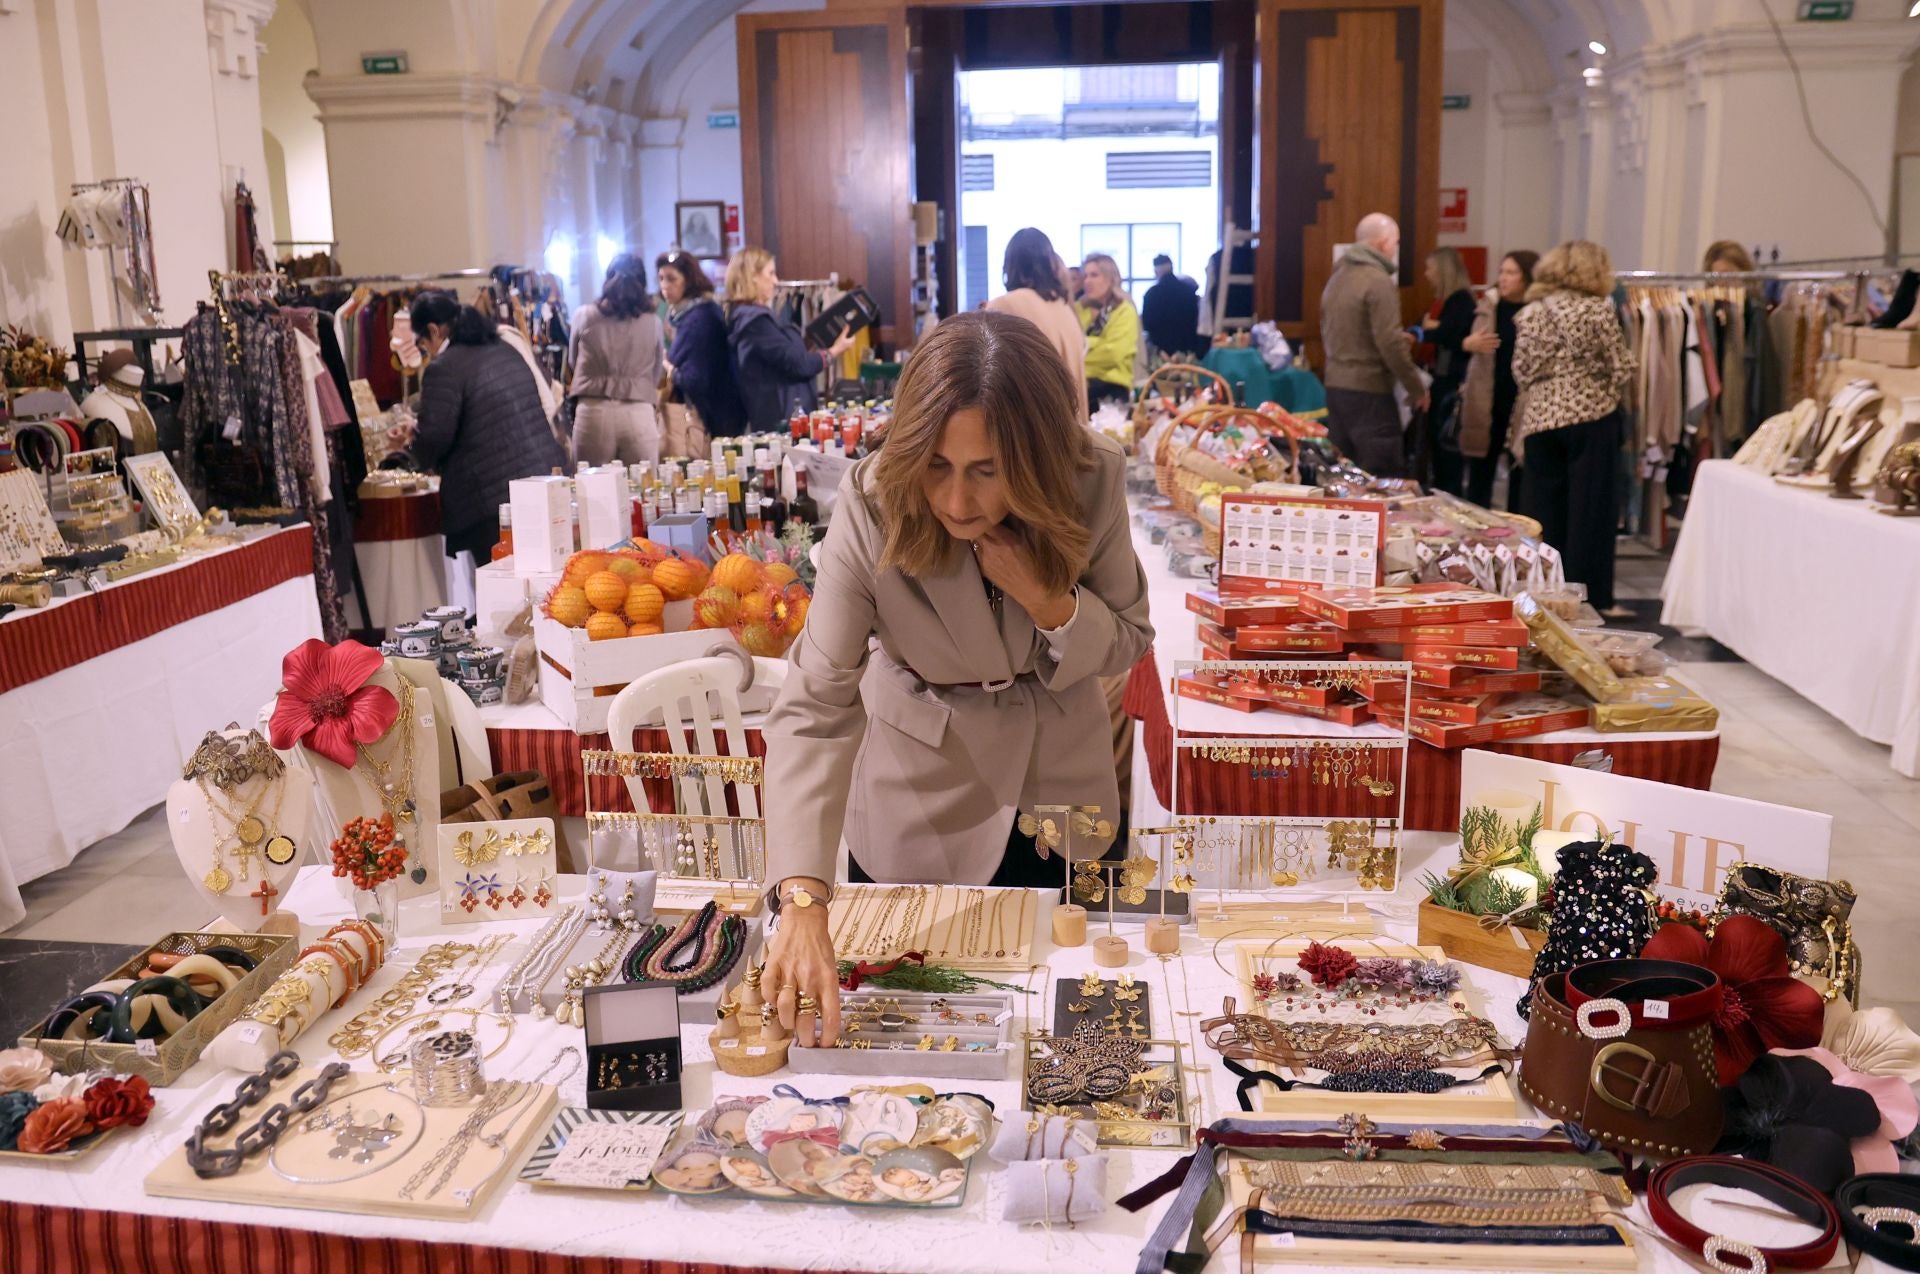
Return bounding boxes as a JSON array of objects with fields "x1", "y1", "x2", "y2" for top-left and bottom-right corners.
[
  {"x1": 974, "y1": 527, "x2": 1074, "y2": 629},
  {"x1": 762, "y1": 902, "x2": 842, "y2": 1047},
  {"x1": 1462, "y1": 331, "x2": 1501, "y2": 355},
  {"x1": 826, "y1": 331, "x2": 856, "y2": 360}
]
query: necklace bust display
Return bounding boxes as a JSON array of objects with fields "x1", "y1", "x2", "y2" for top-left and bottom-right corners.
[{"x1": 79, "y1": 358, "x2": 158, "y2": 453}]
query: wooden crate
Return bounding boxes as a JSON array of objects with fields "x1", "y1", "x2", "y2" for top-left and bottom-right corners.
[
  {"x1": 534, "y1": 601, "x2": 771, "y2": 734},
  {"x1": 1415, "y1": 899, "x2": 1547, "y2": 979}
]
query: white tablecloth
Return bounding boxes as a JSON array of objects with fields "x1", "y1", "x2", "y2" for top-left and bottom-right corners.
[
  {"x1": 1663, "y1": 459, "x2": 1920, "y2": 775},
  {"x1": 0, "y1": 864, "x2": 1818, "y2": 1272},
  {"x1": 0, "y1": 573, "x2": 323, "y2": 931}
]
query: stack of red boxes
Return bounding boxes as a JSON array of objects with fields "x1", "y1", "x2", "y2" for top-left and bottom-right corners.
[
  {"x1": 1178, "y1": 588, "x2": 1375, "y2": 725},
  {"x1": 1288, "y1": 584, "x2": 1591, "y2": 747}
]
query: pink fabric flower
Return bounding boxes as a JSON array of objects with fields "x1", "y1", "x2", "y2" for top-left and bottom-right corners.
[
  {"x1": 0, "y1": 1048, "x2": 51, "y2": 1095},
  {"x1": 267, "y1": 639, "x2": 397, "y2": 769},
  {"x1": 1774, "y1": 1045, "x2": 1920, "y2": 1177}
]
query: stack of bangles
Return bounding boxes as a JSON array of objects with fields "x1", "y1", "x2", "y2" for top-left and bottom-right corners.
[
  {"x1": 245, "y1": 920, "x2": 391, "y2": 1047},
  {"x1": 37, "y1": 946, "x2": 260, "y2": 1044}
]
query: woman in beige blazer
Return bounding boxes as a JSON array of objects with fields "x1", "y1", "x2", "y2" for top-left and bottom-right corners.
[{"x1": 758, "y1": 310, "x2": 1154, "y2": 1045}]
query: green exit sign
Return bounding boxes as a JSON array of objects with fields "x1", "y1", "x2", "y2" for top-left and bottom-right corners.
[
  {"x1": 1798, "y1": 1, "x2": 1852, "y2": 18},
  {"x1": 361, "y1": 51, "x2": 409, "y2": 75},
  {"x1": 1442, "y1": 94, "x2": 1471, "y2": 110}
]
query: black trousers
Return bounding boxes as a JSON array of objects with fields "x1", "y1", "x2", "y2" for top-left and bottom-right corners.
[
  {"x1": 1323, "y1": 387, "x2": 1405, "y2": 478},
  {"x1": 848, "y1": 816, "x2": 1118, "y2": 889},
  {"x1": 1086, "y1": 378, "x2": 1130, "y2": 409},
  {"x1": 1523, "y1": 411, "x2": 1620, "y2": 610},
  {"x1": 1466, "y1": 408, "x2": 1515, "y2": 510}
]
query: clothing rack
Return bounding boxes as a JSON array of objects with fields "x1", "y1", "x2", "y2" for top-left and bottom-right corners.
[{"x1": 289, "y1": 266, "x2": 516, "y2": 289}]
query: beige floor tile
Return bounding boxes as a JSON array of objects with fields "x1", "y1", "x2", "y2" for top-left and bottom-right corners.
[{"x1": 14, "y1": 871, "x2": 212, "y2": 943}]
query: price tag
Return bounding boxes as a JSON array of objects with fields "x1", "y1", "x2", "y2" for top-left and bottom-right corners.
[
  {"x1": 222, "y1": 414, "x2": 244, "y2": 442},
  {"x1": 993, "y1": 1009, "x2": 1013, "y2": 1027},
  {"x1": 1268, "y1": 1233, "x2": 1296, "y2": 1248},
  {"x1": 235, "y1": 1022, "x2": 265, "y2": 1046},
  {"x1": 745, "y1": 1045, "x2": 767, "y2": 1056},
  {"x1": 135, "y1": 1039, "x2": 159, "y2": 1057},
  {"x1": 419, "y1": 713, "x2": 434, "y2": 727},
  {"x1": 1645, "y1": 999, "x2": 1669, "y2": 1020}
]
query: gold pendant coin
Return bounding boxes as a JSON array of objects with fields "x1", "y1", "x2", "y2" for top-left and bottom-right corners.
[
  {"x1": 204, "y1": 864, "x2": 233, "y2": 894},
  {"x1": 264, "y1": 835, "x2": 297, "y2": 865},
  {"x1": 236, "y1": 815, "x2": 266, "y2": 845}
]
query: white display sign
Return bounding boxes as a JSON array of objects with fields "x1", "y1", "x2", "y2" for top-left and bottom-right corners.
[{"x1": 1458, "y1": 751, "x2": 1832, "y2": 910}]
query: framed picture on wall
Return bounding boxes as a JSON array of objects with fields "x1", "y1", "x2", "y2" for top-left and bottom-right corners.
[{"x1": 675, "y1": 202, "x2": 725, "y2": 260}]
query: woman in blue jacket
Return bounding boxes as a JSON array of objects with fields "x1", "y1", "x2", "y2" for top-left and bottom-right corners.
[
  {"x1": 656, "y1": 250, "x2": 745, "y2": 443},
  {"x1": 724, "y1": 247, "x2": 853, "y2": 431}
]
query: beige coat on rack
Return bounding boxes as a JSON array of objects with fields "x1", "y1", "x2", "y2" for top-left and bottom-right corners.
[{"x1": 761, "y1": 433, "x2": 1153, "y2": 886}]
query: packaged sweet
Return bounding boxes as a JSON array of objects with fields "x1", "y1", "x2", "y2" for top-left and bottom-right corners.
[
  {"x1": 1512, "y1": 592, "x2": 1628, "y2": 703},
  {"x1": 1589, "y1": 675, "x2": 1719, "y2": 733}
]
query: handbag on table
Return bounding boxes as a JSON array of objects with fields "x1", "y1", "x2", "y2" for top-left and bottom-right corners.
[{"x1": 1714, "y1": 862, "x2": 1860, "y2": 1004}]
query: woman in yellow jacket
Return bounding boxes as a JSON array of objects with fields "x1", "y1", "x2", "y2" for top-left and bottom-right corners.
[{"x1": 1077, "y1": 253, "x2": 1140, "y2": 408}]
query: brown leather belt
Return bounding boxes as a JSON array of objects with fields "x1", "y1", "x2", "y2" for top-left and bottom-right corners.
[{"x1": 1518, "y1": 959, "x2": 1724, "y2": 1159}]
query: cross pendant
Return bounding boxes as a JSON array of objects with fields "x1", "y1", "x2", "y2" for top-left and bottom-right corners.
[
  {"x1": 251, "y1": 878, "x2": 278, "y2": 916},
  {"x1": 228, "y1": 840, "x2": 258, "y2": 882}
]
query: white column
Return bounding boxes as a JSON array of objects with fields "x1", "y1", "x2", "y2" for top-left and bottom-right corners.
[
  {"x1": 636, "y1": 116, "x2": 683, "y2": 266},
  {"x1": 569, "y1": 107, "x2": 607, "y2": 308},
  {"x1": 1493, "y1": 92, "x2": 1554, "y2": 256},
  {"x1": 203, "y1": 0, "x2": 278, "y2": 262}
]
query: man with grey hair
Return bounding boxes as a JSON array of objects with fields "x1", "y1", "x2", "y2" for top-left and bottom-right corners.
[{"x1": 1319, "y1": 213, "x2": 1428, "y2": 476}]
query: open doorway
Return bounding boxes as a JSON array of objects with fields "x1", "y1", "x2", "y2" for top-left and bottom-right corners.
[{"x1": 956, "y1": 63, "x2": 1221, "y2": 312}]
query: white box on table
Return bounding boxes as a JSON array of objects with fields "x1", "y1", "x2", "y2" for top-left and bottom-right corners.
[
  {"x1": 533, "y1": 600, "x2": 775, "y2": 734},
  {"x1": 509, "y1": 475, "x2": 573, "y2": 577},
  {"x1": 576, "y1": 466, "x2": 632, "y2": 551},
  {"x1": 649, "y1": 512, "x2": 709, "y2": 560}
]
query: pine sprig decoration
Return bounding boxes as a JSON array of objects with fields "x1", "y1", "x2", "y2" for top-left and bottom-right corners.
[
  {"x1": 1461, "y1": 872, "x2": 1531, "y2": 919},
  {"x1": 834, "y1": 960, "x2": 1033, "y2": 995},
  {"x1": 1422, "y1": 871, "x2": 1467, "y2": 911},
  {"x1": 1458, "y1": 806, "x2": 1505, "y2": 861}
]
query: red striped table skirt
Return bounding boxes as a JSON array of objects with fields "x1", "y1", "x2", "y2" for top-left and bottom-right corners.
[
  {"x1": 487, "y1": 724, "x2": 767, "y2": 816},
  {"x1": 1, "y1": 1201, "x2": 800, "y2": 1274},
  {"x1": 354, "y1": 490, "x2": 442, "y2": 542},
  {"x1": 0, "y1": 526, "x2": 314, "y2": 695},
  {"x1": 1123, "y1": 651, "x2": 1720, "y2": 830}
]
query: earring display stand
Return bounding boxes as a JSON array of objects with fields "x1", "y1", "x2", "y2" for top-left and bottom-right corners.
[
  {"x1": 582, "y1": 750, "x2": 764, "y2": 916},
  {"x1": 1169, "y1": 658, "x2": 1412, "y2": 925},
  {"x1": 435, "y1": 818, "x2": 559, "y2": 923}
]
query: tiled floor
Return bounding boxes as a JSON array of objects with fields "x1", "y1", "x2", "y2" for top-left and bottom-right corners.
[{"x1": 7, "y1": 537, "x2": 1917, "y2": 1022}]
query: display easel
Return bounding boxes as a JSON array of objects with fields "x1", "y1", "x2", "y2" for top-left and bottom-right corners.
[
  {"x1": 581, "y1": 750, "x2": 764, "y2": 914},
  {"x1": 1169, "y1": 658, "x2": 1412, "y2": 924}
]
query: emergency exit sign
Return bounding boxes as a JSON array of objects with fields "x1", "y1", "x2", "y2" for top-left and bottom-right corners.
[
  {"x1": 1798, "y1": 1, "x2": 1852, "y2": 18},
  {"x1": 361, "y1": 52, "x2": 409, "y2": 74}
]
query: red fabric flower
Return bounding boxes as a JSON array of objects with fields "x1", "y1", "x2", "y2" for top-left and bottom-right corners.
[
  {"x1": 267, "y1": 639, "x2": 397, "y2": 769},
  {"x1": 1642, "y1": 914, "x2": 1825, "y2": 1085},
  {"x1": 17, "y1": 1097, "x2": 93, "y2": 1154},
  {"x1": 1298, "y1": 942, "x2": 1358, "y2": 989},
  {"x1": 82, "y1": 1075, "x2": 153, "y2": 1130}
]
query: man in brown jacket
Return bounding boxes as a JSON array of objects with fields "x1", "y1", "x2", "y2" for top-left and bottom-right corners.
[{"x1": 1319, "y1": 213, "x2": 1428, "y2": 476}]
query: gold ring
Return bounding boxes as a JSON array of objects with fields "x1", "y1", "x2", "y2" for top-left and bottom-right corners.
[
  {"x1": 797, "y1": 995, "x2": 819, "y2": 1013},
  {"x1": 778, "y1": 983, "x2": 798, "y2": 994}
]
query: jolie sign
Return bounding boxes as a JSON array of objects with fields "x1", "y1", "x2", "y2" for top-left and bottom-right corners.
[{"x1": 1459, "y1": 751, "x2": 1833, "y2": 910}]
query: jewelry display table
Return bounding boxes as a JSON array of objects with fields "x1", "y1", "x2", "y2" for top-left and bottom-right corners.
[
  {"x1": 0, "y1": 527, "x2": 323, "y2": 931},
  {"x1": 1125, "y1": 514, "x2": 1721, "y2": 830},
  {"x1": 1663, "y1": 459, "x2": 1920, "y2": 776},
  {"x1": 0, "y1": 864, "x2": 1802, "y2": 1272},
  {"x1": 352, "y1": 478, "x2": 447, "y2": 631}
]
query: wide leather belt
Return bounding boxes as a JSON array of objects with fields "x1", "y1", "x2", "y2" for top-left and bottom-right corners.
[{"x1": 1518, "y1": 960, "x2": 1723, "y2": 1159}]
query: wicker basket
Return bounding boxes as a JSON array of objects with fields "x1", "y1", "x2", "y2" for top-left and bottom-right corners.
[
  {"x1": 1132, "y1": 361, "x2": 1235, "y2": 441},
  {"x1": 20, "y1": 930, "x2": 295, "y2": 1086},
  {"x1": 1163, "y1": 405, "x2": 1308, "y2": 519}
]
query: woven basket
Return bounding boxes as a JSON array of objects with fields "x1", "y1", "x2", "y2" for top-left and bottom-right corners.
[
  {"x1": 1133, "y1": 361, "x2": 1235, "y2": 438},
  {"x1": 1163, "y1": 405, "x2": 1307, "y2": 518},
  {"x1": 21, "y1": 930, "x2": 295, "y2": 1086}
]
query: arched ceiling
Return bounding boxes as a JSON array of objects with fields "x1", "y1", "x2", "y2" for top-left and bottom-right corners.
[{"x1": 515, "y1": 0, "x2": 763, "y2": 116}]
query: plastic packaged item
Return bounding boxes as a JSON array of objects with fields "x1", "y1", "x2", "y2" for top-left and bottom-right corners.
[
  {"x1": 1530, "y1": 582, "x2": 1588, "y2": 621},
  {"x1": 1573, "y1": 628, "x2": 1671, "y2": 677},
  {"x1": 1589, "y1": 675, "x2": 1719, "y2": 733},
  {"x1": 1512, "y1": 592, "x2": 1628, "y2": 702}
]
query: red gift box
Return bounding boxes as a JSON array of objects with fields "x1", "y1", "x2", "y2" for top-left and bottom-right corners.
[
  {"x1": 1186, "y1": 589, "x2": 1298, "y2": 628},
  {"x1": 1408, "y1": 691, "x2": 1509, "y2": 725},
  {"x1": 1174, "y1": 672, "x2": 1268, "y2": 714},
  {"x1": 1372, "y1": 693, "x2": 1588, "y2": 748},
  {"x1": 1297, "y1": 584, "x2": 1514, "y2": 629},
  {"x1": 1411, "y1": 664, "x2": 1545, "y2": 693},
  {"x1": 1405, "y1": 643, "x2": 1522, "y2": 670},
  {"x1": 1359, "y1": 618, "x2": 1528, "y2": 647}
]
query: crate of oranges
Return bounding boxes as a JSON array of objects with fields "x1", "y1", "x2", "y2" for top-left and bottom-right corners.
[{"x1": 532, "y1": 542, "x2": 811, "y2": 733}]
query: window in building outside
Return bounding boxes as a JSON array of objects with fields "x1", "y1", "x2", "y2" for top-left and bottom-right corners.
[{"x1": 1080, "y1": 223, "x2": 1181, "y2": 297}]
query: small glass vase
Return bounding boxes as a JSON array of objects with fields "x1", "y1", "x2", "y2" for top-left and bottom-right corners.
[{"x1": 353, "y1": 878, "x2": 400, "y2": 947}]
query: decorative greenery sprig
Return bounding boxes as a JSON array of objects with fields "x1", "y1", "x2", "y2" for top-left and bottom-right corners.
[{"x1": 835, "y1": 958, "x2": 1033, "y2": 995}]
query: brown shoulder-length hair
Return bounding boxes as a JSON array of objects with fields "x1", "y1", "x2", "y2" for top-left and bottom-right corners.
[
  {"x1": 1526, "y1": 239, "x2": 1614, "y2": 301},
  {"x1": 870, "y1": 311, "x2": 1092, "y2": 595}
]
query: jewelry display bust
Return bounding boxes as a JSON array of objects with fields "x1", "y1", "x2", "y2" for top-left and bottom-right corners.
[
  {"x1": 78, "y1": 363, "x2": 158, "y2": 453},
  {"x1": 167, "y1": 726, "x2": 315, "y2": 931}
]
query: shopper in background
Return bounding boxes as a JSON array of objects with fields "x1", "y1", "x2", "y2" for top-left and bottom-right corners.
[
  {"x1": 1320, "y1": 213, "x2": 1427, "y2": 477},
  {"x1": 1067, "y1": 264, "x2": 1086, "y2": 305},
  {"x1": 1703, "y1": 240, "x2": 1755, "y2": 273},
  {"x1": 757, "y1": 310, "x2": 1153, "y2": 1045},
  {"x1": 725, "y1": 246, "x2": 855, "y2": 433},
  {"x1": 568, "y1": 253, "x2": 665, "y2": 466},
  {"x1": 403, "y1": 290, "x2": 566, "y2": 564},
  {"x1": 1514, "y1": 240, "x2": 1637, "y2": 618},
  {"x1": 1458, "y1": 249, "x2": 1538, "y2": 510},
  {"x1": 1421, "y1": 246, "x2": 1477, "y2": 494},
  {"x1": 985, "y1": 227, "x2": 1086, "y2": 411},
  {"x1": 1140, "y1": 252, "x2": 1204, "y2": 359},
  {"x1": 656, "y1": 249, "x2": 743, "y2": 452},
  {"x1": 1078, "y1": 252, "x2": 1140, "y2": 409}
]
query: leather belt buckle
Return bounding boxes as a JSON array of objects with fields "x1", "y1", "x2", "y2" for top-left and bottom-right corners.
[{"x1": 1590, "y1": 1040, "x2": 1669, "y2": 1115}]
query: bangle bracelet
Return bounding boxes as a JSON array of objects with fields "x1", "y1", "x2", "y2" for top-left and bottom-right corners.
[
  {"x1": 42, "y1": 990, "x2": 118, "y2": 1042},
  {"x1": 318, "y1": 933, "x2": 369, "y2": 988},
  {"x1": 298, "y1": 943, "x2": 357, "y2": 1005},
  {"x1": 202, "y1": 945, "x2": 259, "y2": 973},
  {"x1": 153, "y1": 954, "x2": 241, "y2": 998},
  {"x1": 108, "y1": 975, "x2": 206, "y2": 1043},
  {"x1": 1836, "y1": 1174, "x2": 1920, "y2": 1272}
]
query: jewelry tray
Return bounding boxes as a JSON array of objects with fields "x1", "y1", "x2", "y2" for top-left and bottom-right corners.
[
  {"x1": 786, "y1": 990, "x2": 1015, "y2": 1081},
  {"x1": 21, "y1": 930, "x2": 295, "y2": 1087},
  {"x1": 1022, "y1": 1035, "x2": 1192, "y2": 1149},
  {"x1": 1051, "y1": 976, "x2": 1152, "y2": 1038},
  {"x1": 144, "y1": 1069, "x2": 556, "y2": 1221},
  {"x1": 831, "y1": 884, "x2": 1037, "y2": 972}
]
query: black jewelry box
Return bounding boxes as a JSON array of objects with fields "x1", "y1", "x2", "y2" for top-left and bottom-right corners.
[{"x1": 584, "y1": 981, "x2": 683, "y2": 1112}]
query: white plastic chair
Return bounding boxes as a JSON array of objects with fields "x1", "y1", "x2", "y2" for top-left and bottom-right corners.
[{"x1": 605, "y1": 650, "x2": 787, "y2": 819}]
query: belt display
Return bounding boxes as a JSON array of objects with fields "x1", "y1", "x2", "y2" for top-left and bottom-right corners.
[
  {"x1": 1837, "y1": 1174, "x2": 1920, "y2": 1272},
  {"x1": 1518, "y1": 959, "x2": 1724, "y2": 1158}
]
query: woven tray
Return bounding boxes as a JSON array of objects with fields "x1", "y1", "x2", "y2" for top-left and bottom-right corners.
[{"x1": 20, "y1": 930, "x2": 295, "y2": 1087}]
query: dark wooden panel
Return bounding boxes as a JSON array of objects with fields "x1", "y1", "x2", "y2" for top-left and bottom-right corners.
[
  {"x1": 1256, "y1": 0, "x2": 1442, "y2": 362},
  {"x1": 738, "y1": 9, "x2": 911, "y2": 345}
]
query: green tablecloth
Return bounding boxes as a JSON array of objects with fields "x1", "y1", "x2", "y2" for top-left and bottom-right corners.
[{"x1": 1200, "y1": 347, "x2": 1327, "y2": 419}]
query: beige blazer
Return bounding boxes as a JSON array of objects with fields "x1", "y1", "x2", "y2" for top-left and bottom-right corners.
[
  {"x1": 762, "y1": 432, "x2": 1154, "y2": 886},
  {"x1": 986, "y1": 288, "x2": 1088, "y2": 413}
]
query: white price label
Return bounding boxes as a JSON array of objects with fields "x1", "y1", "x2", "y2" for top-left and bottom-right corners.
[
  {"x1": 1269, "y1": 1232, "x2": 1296, "y2": 1247},
  {"x1": 135, "y1": 1039, "x2": 159, "y2": 1057},
  {"x1": 1644, "y1": 999, "x2": 1669, "y2": 1020}
]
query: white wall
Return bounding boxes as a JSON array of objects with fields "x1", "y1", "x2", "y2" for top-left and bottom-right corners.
[
  {"x1": 259, "y1": 1, "x2": 333, "y2": 252},
  {"x1": 1437, "y1": 50, "x2": 1490, "y2": 255}
]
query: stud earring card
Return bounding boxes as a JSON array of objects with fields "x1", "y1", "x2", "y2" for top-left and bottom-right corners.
[{"x1": 436, "y1": 817, "x2": 558, "y2": 923}]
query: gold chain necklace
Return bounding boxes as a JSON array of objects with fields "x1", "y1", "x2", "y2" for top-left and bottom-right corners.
[
  {"x1": 986, "y1": 891, "x2": 1014, "y2": 958},
  {"x1": 959, "y1": 889, "x2": 986, "y2": 957},
  {"x1": 195, "y1": 774, "x2": 282, "y2": 894},
  {"x1": 355, "y1": 675, "x2": 422, "y2": 878},
  {"x1": 893, "y1": 887, "x2": 927, "y2": 952},
  {"x1": 860, "y1": 887, "x2": 906, "y2": 954}
]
